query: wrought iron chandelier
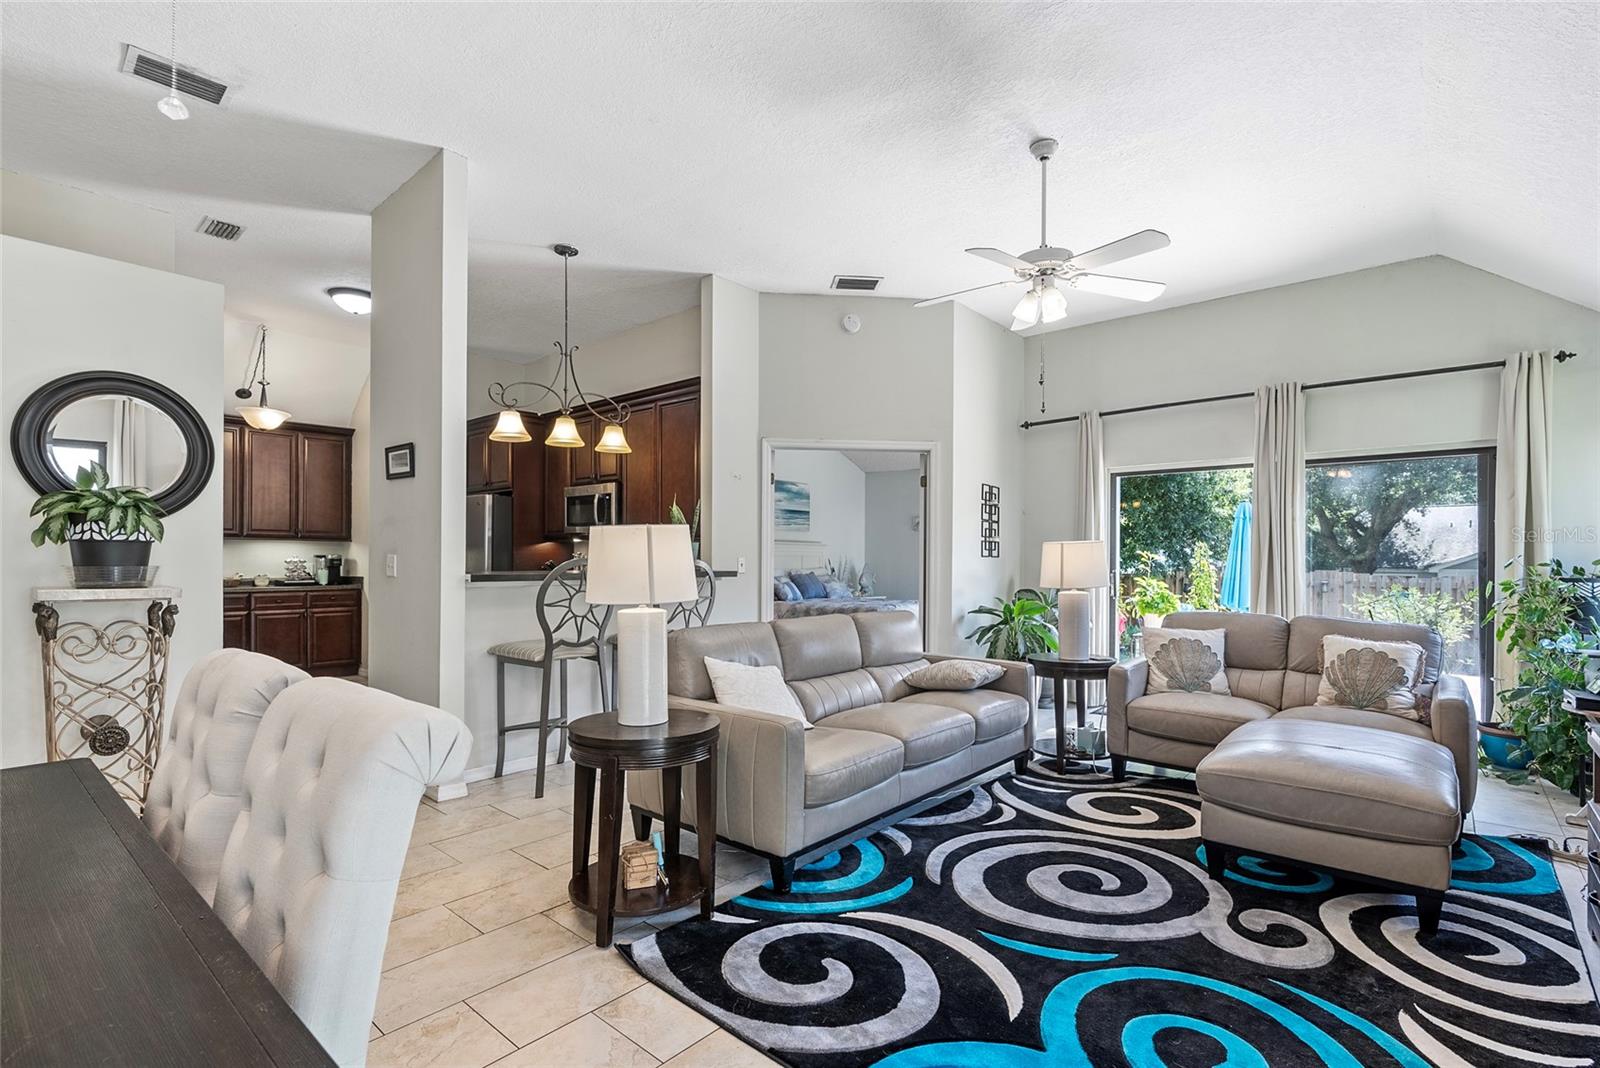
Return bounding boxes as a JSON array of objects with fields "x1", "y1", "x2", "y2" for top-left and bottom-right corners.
[{"x1": 486, "y1": 244, "x2": 630, "y2": 454}]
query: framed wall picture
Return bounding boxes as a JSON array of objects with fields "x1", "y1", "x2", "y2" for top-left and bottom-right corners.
[
  {"x1": 385, "y1": 442, "x2": 416, "y2": 480},
  {"x1": 774, "y1": 479, "x2": 811, "y2": 533}
]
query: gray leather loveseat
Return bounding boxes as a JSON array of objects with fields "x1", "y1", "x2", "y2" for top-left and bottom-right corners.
[{"x1": 629, "y1": 611, "x2": 1034, "y2": 890}]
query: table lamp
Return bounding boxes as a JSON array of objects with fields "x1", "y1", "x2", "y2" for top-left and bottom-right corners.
[
  {"x1": 586, "y1": 525, "x2": 699, "y2": 726},
  {"x1": 1039, "y1": 540, "x2": 1109, "y2": 660}
]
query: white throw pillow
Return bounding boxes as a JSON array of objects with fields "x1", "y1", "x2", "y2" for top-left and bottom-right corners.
[
  {"x1": 703, "y1": 657, "x2": 812, "y2": 729},
  {"x1": 906, "y1": 659, "x2": 1004, "y2": 691},
  {"x1": 1315, "y1": 635, "x2": 1427, "y2": 719},
  {"x1": 1143, "y1": 627, "x2": 1230, "y2": 695}
]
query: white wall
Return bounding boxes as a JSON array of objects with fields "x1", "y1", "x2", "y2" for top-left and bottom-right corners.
[
  {"x1": 2, "y1": 236, "x2": 222, "y2": 766},
  {"x1": 771, "y1": 449, "x2": 866, "y2": 574},
  {"x1": 2, "y1": 171, "x2": 174, "y2": 272},
  {"x1": 1021, "y1": 256, "x2": 1600, "y2": 580},
  {"x1": 368, "y1": 150, "x2": 468, "y2": 716},
  {"x1": 466, "y1": 351, "x2": 531, "y2": 419},
  {"x1": 349, "y1": 376, "x2": 372, "y2": 672},
  {"x1": 702, "y1": 276, "x2": 762, "y2": 622},
  {"x1": 865, "y1": 468, "x2": 923, "y2": 599},
  {"x1": 950, "y1": 305, "x2": 1025, "y2": 652}
]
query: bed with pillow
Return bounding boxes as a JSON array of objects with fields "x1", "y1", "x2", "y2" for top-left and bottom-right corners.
[{"x1": 772, "y1": 569, "x2": 917, "y2": 619}]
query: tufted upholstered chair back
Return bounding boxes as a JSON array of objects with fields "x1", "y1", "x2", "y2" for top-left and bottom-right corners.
[
  {"x1": 212, "y1": 677, "x2": 470, "y2": 1066},
  {"x1": 143, "y1": 648, "x2": 309, "y2": 904}
]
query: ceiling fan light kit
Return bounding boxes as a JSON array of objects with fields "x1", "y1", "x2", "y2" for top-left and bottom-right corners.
[{"x1": 916, "y1": 136, "x2": 1170, "y2": 332}]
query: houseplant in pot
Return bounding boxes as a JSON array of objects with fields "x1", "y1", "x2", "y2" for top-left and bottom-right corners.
[
  {"x1": 1482, "y1": 557, "x2": 1596, "y2": 789},
  {"x1": 30, "y1": 462, "x2": 164, "y2": 587},
  {"x1": 966, "y1": 592, "x2": 1058, "y2": 660}
]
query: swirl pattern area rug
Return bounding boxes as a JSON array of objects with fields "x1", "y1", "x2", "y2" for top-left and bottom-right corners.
[{"x1": 620, "y1": 765, "x2": 1600, "y2": 1067}]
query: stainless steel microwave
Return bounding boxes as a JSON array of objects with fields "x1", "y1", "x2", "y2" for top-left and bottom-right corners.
[{"x1": 564, "y1": 482, "x2": 620, "y2": 534}]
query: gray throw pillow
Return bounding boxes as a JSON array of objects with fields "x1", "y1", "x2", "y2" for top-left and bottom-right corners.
[{"x1": 906, "y1": 659, "x2": 1004, "y2": 691}]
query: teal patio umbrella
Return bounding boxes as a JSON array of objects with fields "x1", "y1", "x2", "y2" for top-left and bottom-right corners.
[{"x1": 1219, "y1": 499, "x2": 1251, "y2": 611}]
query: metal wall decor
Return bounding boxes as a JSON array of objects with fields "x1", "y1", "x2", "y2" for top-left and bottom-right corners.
[
  {"x1": 32, "y1": 589, "x2": 179, "y2": 812},
  {"x1": 980, "y1": 483, "x2": 1000, "y2": 558}
]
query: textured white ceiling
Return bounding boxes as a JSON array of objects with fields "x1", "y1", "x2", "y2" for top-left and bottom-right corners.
[{"x1": 2, "y1": 1, "x2": 1594, "y2": 352}]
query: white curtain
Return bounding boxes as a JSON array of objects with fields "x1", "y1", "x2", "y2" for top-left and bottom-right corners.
[
  {"x1": 106, "y1": 398, "x2": 148, "y2": 489},
  {"x1": 1492, "y1": 351, "x2": 1555, "y2": 708},
  {"x1": 1251, "y1": 382, "x2": 1305, "y2": 617},
  {"x1": 1077, "y1": 412, "x2": 1111, "y2": 704}
]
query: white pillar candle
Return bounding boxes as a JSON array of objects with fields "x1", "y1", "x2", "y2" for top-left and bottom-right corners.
[{"x1": 616, "y1": 604, "x2": 669, "y2": 726}]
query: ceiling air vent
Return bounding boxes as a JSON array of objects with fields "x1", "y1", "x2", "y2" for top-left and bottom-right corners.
[
  {"x1": 831, "y1": 275, "x2": 882, "y2": 292},
  {"x1": 120, "y1": 44, "x2": 229, "y2": 106},
  {"x1": 196, "y1": 216, "x2": 244, "y2": 241}
]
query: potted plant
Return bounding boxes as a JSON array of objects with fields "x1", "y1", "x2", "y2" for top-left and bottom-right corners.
[
  {"x1": 30, "y1": 462, "x2": 164, "y2": 584},
  {"x1": 668, "y1": 497, "x2": 701, "y2": 561},
  {"x1": 1482, "y1": 558, "x2": 1597, "y2": 789},
  {"x1": 966, "y1": 592, "x2": 1058, "y2": 660}
]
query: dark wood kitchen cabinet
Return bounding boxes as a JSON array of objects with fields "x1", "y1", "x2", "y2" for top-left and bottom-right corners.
[
  {"x1": 221, "y1": 423, "x2": 243, "y2": 537},
  {"x1": 221, "y1": 585, "x2": 362, "y2": 677},
  {"x1": 225, "y1": 417, "x2": 353, "y2": 541},
  {"x1": 466, "y1": 422, "x2": 516, "y2": 493}
]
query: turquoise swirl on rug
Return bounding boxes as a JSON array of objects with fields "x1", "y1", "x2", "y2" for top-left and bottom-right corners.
[{"x1": 619, "y1": 764, "x2": 1600, "y2": 1067}]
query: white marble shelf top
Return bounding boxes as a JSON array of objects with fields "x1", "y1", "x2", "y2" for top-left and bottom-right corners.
[{"x1": 31, "y1": 586, "x2": 182, "y2": 602}]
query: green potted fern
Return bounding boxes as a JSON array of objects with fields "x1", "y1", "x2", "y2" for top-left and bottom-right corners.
[
  {"x1": 668, "y1": 496, "x2": 701, "y2": 560},
  {"x1": 30, "y1": 462, "x2": 164, "y2": 585}
]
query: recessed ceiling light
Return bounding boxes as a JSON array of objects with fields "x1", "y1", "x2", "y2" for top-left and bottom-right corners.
[{"x1": 327, "y1": 287, "x2": 372, "y2": 315}]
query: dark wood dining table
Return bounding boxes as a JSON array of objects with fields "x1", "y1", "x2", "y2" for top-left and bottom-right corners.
[{"x1": 1, "y1": 759, "x2": 334, "y2": 1066}]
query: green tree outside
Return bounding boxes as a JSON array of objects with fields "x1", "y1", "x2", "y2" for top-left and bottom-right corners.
[{"x1": 1117, "y1": 468, "x2": 1250, "y2": 579}]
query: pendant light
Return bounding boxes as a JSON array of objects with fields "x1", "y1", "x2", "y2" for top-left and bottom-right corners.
[
  {"x1": 487, "y1": 244, "x2": 631, "y2": 453},
  {"x1": 234, "y1": 325, "x2": 292, "y2": 430},
  {"x1": 156, "y1": 2, "x2": 189, "y2": 121}
]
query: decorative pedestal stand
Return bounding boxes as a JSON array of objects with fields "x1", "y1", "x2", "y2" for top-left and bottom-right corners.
[{"x1": 31, "y1": 586, "x2": 180, "y2": 813}]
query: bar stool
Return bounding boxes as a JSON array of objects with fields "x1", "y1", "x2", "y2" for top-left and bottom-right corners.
[
  {"x1": 488, "y1": 558, "x2": 611, "y2": 797},
  {"x1": 605, "y1": 559, "x2": 716, "y2": 711}
]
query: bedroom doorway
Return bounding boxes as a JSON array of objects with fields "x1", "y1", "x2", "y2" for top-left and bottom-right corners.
[{"x1": 761, "y1": 440, "x2": 933, "y2": 644}]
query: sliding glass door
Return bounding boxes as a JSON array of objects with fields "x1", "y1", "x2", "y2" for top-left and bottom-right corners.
[{"x1": 1303, "y1": 449, "x2": 1494, "y2": 713}]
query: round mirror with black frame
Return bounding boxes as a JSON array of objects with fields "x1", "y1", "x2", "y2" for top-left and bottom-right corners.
[{"x1": 11, "y1": 371, "x2": 215, "y2": 516}]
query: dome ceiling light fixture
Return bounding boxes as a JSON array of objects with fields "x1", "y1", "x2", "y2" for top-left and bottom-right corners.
[
  {"x1": 326, "y1": 287, "x2": 372, "y2": 315},
  {"x1": 486, "y1": 244, "x2": 630, "y2": 454},
  {"x1": 234, "y1": 324, "x2": 292, "y2": 430},
  {"x1": 915, "y1": 137, "x2": 1170, "y2": 332}
]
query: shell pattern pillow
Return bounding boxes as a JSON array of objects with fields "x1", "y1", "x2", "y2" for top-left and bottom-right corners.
[
  {"x1": 1143, "y1": 627, "x2": 1230, "y2": 695},
  {"x1": 1315, "y1": 635, "x2": 1427, "y2": 721}
]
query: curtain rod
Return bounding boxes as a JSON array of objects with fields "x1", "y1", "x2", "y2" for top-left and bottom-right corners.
[{"x1": 1019, "y1": 350, "x2": 1582, "y2": 430}]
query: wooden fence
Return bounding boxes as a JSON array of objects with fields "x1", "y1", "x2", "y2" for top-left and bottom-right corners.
[{"x1": 1304, "y1": 570, "x2": 1480, "y2": 671}]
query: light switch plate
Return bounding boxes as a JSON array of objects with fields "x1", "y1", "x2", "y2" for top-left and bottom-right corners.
[{"x1": 385, "y1": 553, "x2": 398, "y2": 577}]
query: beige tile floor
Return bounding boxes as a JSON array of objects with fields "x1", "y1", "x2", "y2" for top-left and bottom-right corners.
[{"x1": 368, "y1": 759, "x2": 1598, "y2": 1067}]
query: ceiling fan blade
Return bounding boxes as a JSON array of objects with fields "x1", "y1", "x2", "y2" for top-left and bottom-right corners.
[
  {"x1": 964, "y1": 247, "x2": 1035, "y2": 272},
  {"x1": 912, "y1": 278, "x2": 1022, "y2": 308},
  {"x1": 1067, "y1": 229, "x2": 1170, "y2": 271},
  {"x1": 1068, "y1": 273, "x2": 1166, "y2": 302}
]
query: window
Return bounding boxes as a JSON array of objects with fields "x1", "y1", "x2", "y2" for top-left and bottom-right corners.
[
  {"x1": 46, "y1": 438, "x2": 106, "y2": 482},
  {"x1": 1304, "y1": 449, "x2": 1493, "y2": 711},
  {"x1": 1113, "y1": 465, "x2": 1252, "y2": 656}
]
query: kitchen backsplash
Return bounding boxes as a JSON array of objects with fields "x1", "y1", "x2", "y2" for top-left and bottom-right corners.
[{"x1": 222, "y1": 538, "x2": 360, "y2": 580}]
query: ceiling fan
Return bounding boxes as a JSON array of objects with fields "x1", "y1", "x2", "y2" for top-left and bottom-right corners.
[{"x1": 915, "y1": 137, "x2": 1170, "y2": 331}]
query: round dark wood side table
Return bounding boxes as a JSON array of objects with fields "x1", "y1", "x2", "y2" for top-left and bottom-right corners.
[
  {"x1": 1027, "y1": 655, "x2": 1116, "y2": 773},
  {"x1": 566, "y1": 707, "x2": 719, "y2": 948}
]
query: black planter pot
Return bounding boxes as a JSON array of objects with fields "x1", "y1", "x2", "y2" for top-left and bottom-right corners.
[{"x1": 68, "y1": 538, "x2": 153, "y2": 568}]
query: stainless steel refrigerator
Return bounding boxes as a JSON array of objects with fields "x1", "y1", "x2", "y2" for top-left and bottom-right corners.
[{"x1": 466, "y1": 493, "x2": 513, "y2": 573}]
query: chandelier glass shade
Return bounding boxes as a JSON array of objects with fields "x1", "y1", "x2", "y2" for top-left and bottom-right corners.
[{"x1": 485, "y1": 244, "x2": 629, "y2": 453}]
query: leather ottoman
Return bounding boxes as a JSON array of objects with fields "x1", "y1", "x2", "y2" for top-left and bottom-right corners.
[{"x1": 1195, "y1": 717, "x2": 1462, "y2": 935}]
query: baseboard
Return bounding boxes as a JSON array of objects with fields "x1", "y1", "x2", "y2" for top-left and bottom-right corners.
[{"x1": 460, "y1": 750, "x2": 561, "y2": 786}]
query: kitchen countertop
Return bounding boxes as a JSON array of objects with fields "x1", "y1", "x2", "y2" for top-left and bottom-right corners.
[
  {"x1": 224, "y1": 578, "x2": 365, "y2": 590},
  {"x1": 467, "y1": 568, "x2": 739, "y2": 583}
]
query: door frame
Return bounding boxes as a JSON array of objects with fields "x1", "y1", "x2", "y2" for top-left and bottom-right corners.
[{"x1": 760, "y1": 438, "x2": 941, "y2": 648}]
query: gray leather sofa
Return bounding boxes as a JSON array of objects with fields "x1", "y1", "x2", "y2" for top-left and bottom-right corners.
[
  {"x1": 629, "y1": 611, "x2": 1034, "y2": 890},
  {"x1": 1107, "y1": 611, "x2": 1477, "y2": 813}
]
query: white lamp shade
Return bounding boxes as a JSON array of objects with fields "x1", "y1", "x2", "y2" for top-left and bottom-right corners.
[
  {"x1": 586, "y1": 524, "x2": 699, "y2": 605},
  {"x1": 1039, "y1": 540, "x2": 1109, "y2": 590}
]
